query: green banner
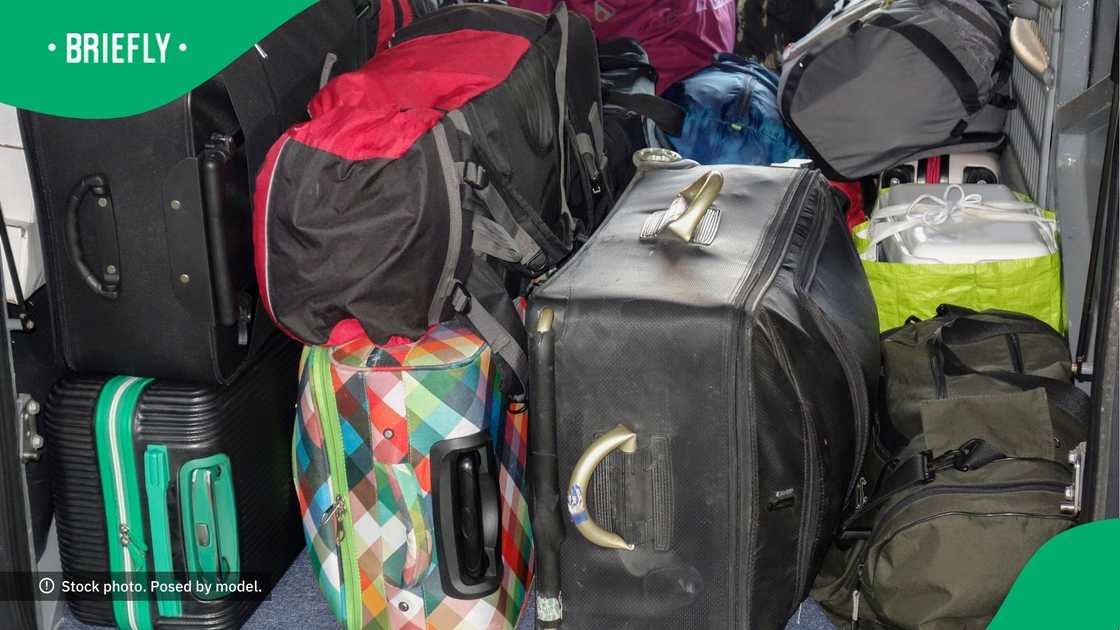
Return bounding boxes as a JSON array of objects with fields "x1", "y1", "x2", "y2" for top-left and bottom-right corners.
[
  {"x1": 0, "y1": 0, "x2": 315, "y2": 118},
  {"x1": 990, "y1": 518, "x2": 1120, "y2": 629}
]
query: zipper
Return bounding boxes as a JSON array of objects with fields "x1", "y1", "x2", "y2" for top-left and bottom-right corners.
[
  {"x1": 801, "y1": 294, "x2": 869, "y2": 506},
  {"x1": 854, "y1": 480, "x2": 1068, "y2": 627},
  {"x1": 869, "y1": 480, "x2": 1068, "y2": 538},
  {"x1": 1007, "y1": 333, "x2": 1024, "y2": 373},
  {"x1": 760, "y1": 323, "x2": 824, "y2": 598},
  {"x1": 729, "y1": 81, "x2": 755, "y2": 132},
  {"x1": 851, "y1": 589, "x2": 861, "y2": 630},
  {"x1": 855, "y1": 476, "x2": 868, "y2": 510},
  {"x1": 930, "y1": 350, "x2": 948, "y2": 399},
  {"x1": 321, "y1": 495, "x2": 348, "y2": 545},
  {"x1": 310, "y1": 347, "x2": 363, "y2": 629},
  {"x1": 94, "y1": 376, "x2": 155, "y2": 630},
  {"x1": 730, "y1": 169, "x2": 814, "y2": 622},
  {"x1": 857, "y1": 502, "x2": 1072, "y2": 629},
  {"x1": 792, "y1": 189, "x2": 872, "y2": 514},
  {"x1": 144, "y1": 446, "x2": 182, "y2": 618}
]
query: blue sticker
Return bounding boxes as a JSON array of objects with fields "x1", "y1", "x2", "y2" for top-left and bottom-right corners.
[{"x1": 567, "y1": 484, "x2": 583, "y2": 512}]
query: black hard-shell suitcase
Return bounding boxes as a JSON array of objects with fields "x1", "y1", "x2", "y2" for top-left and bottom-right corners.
[
  {"x1": 19, "y1": 0, "x2": 372, "y2": 384},
  {"x1": 42, "y1": 335, "x2": 303, "y2": 629},
  {"x1": 527, "y1": 162, "x2": 880, "y2": 628}
]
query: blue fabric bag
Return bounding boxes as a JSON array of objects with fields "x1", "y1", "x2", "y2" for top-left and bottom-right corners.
[{"x1": 664, "y1": 53, "x2": 806, "y2": 165}]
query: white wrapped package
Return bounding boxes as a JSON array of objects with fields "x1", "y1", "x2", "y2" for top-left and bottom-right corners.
[{"x1": 863, "y1": 184, "x2": 1058, "y2": 265}]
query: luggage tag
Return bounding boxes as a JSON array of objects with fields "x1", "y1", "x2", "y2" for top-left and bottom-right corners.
[{"x1": 640, "y1": 169, "x2": 724, "y2": 246}]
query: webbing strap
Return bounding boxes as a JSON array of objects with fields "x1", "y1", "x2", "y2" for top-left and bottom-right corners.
[
  {"x1": 429, "y1": 122, "x2": 464, "y2": 325},
  {"x1": 840, "y1": 439, "x2": 1007, "y2": 536},
  {"x1": 935, "y1": 340, "x2": 1092, "y2": 422},
  {"x1": 446, "y1": 109, "x2": 470, "y2": 135},
  {"x1": 603, "y1": 90, "x2": 686, "y2": 137},
  {"x1": 552, "y1": 3, "x2": 574, "y2": 234},
  {"x1": 871, "y1": 14, "x2": 984, "y2": 115},
  {"x1": 588, "y1": 101, "x2": 607, "y2": 173},
  {"x1": 319, "y1": 52, "x2": 338, "y2": 89},
  {"x1": 451, "y1": 286, "x2": 529, "y2": 391},
  {"x1": 471, "y1": 214, "x2": 522, "y2": 264},
  {"x1": 459, "y1": 161, "x2": 547, "y2": 271},
  {"x1": 447, "y1": 107, "x2": 549, "y2": 272}
]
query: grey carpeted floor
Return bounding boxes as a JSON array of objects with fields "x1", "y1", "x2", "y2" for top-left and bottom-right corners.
[{"x1": 57, "y1": 550, "x2": 836, "y2": 629}]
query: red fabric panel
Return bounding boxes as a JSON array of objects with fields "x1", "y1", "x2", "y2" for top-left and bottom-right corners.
[
  {"x1": 292, "y1": 29, "x2": 531, "y2": 161},
  {"x1": 328, "y1": 318, "x2": 415, "y2": 346},
  {"x1": 926, "y1": 155, "x2": 941, "y2": 184},
  {"x1": 327, "y1": 319, "x2": 371, "y2": 346},
  {"x1": 830, "y1": 180, "x2": 867, "y2": 230}
]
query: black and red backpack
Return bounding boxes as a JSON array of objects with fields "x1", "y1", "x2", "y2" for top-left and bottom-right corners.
[{"x1": 253, "y1": 4, "x2": 609, "y2": 390}]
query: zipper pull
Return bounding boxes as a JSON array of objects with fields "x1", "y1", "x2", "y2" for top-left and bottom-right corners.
[
  {"x1": 851, "y1": 589, "x2": 861, "y2": 630},
  {"x1": 855, "y1": 476, "x2": 868, "y2": 510},
  {"x1": 321, "y1": 495, "x2": 347, "y2": 545},
  {"x1": 119, "y1": 524, "x2": 148, "y2": 562}
]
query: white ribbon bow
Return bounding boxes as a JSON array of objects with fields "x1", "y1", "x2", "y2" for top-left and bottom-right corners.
[{"x1": 859, "y1": 184, "x2": 1057, "y2": 262}]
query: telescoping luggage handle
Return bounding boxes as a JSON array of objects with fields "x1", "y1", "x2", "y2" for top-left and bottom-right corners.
[
  {"x1": 567, "y1": 424, "x2": 638, "y2": 550},
  {"x1": 65, "y1": 174, "x2": 121, "y2": 299}
]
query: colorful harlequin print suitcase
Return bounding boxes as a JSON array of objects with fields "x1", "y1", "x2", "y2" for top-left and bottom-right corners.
[{"x1": 293, "y1": 320, "x2": 534, "y2": 629}]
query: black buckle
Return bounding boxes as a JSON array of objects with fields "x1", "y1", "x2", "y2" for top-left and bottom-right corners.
[
  {"x1": 524, "y1": 251, "x2": 549, "y2": 276},
  {"x1": 450, "y1": 283, "x2": 471, "y2": 313},
  {"x1": 463, "y1": 162, "x2": 489, "y2": 190},
  {"x1": 919, "y1": 450, "x2": 936, "y2": 482},
  {"x1": 927, "y1": 438, "x2": 992, "y2": 479}
]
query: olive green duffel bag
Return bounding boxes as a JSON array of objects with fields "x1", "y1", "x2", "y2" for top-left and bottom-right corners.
[{"x1": 813, "y1": 306, "x2": 1089, "y2": 630}]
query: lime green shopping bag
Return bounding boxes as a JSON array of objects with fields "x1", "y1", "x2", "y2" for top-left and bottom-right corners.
[{"x1": 852, "y1": 215, "x2": 1065, "y2": 333}]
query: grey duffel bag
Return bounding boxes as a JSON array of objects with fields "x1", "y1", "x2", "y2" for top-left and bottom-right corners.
[{"x1": 778, "y1": 0, "x2": 1013, "y2": 180}]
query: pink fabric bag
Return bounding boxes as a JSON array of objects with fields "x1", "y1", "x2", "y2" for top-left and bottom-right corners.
[{"x1": 509, "y1": 0, "x2": 736, "y2": 93}]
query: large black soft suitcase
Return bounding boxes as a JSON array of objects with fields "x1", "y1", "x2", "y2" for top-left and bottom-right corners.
[
  {"x1": 527, "y1": 161, "x2": 880, "y2": 628},
  {"x1": 42, "y1": 335, "x2": 303, "y2": 629},
  {"x1": 19, "y1": 0, "x2": 372, "y2": 384}
]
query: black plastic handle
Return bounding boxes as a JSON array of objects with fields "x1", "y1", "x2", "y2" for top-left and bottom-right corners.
[
  {"x1": 455, "y1": 452, "x2": 500, "y2": 581},
  {"x1": 200, "y1": 136, "x2": 245, "y2": 328},
  {"x1": 65, "y1": 174, "x2": 119, "y2": 299},
  {"x1": 430, "y1": 432, "x2": 502, "y2": 599}
]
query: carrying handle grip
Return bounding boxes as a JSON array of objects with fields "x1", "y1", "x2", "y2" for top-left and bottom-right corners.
[
  {"x1": 1008, "y1": 6, "x2": 1055, "y2": 86},
  {"x1": 66, "y1": 174, "x2": 119, "y2": 299},
  {"x1": 431, "y1": 431, "x2": 501, "y2": 598},
  {"x1": 667, "y1": 171, "x2": 724, "y2": 243},
  {"x1": 567, "y1": 425, "x2": 637, "y2": 550},
  {"x1": 180, "y1": 454, "x2": 240, "y2": 599}
]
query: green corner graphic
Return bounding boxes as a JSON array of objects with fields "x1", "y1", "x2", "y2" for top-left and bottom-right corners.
[
  {"x1": 0, "y1": 1, "x2": 315, "y2": 118},
  {"x1": 990, "y1": 518, "x2": 1120, "y2": 629}
]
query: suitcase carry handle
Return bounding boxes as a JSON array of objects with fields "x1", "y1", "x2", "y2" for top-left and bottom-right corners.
[
  {"x1": 665, "y1": 170, "x2": 723, "y2": 243},
  {"x1": 1008, "y1": 0, "x2": 1060, "y2": 86},
  {"x1": 65, "y1": 174, "x2": 120, "y2": 299},
  {"x1": 199, "y1": 133, "x2": 252, "y2": 330},
  {"x1": 179, "y1": 454, "x2": 240, "y2": 599},
  {"x1": 567, "y1": 424, "x2": 637, "y2": 550},
  {"x1": 431, "y1": 432, "x2": 502, "y2": 598}
]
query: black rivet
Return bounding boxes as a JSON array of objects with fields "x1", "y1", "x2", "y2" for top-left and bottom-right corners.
[{"x1": 398, "y1": 601, "x2": 409, "y2": 612}]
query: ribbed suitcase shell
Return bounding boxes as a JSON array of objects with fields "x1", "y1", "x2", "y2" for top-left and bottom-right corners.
[{"x1": 43, "y1": 335, "x2": 304, "y2": 629}]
